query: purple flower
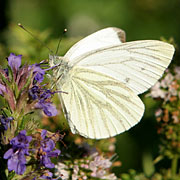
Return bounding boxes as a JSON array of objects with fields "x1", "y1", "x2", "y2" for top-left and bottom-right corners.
[
  {"x1": 0, "y1": 116, "x2": 13, "y2": 131},
  {"x1": 36, "y1": 102, "x2": 58, "y2": 117},
  {"x1": 40, "y1": 171, "x2": 61, "y2": 180},
  {"x1": 7, "y1": 53, "x2": 48, "y2": 85},
  {"x1": 3, "y1": 130, "x2": 32, "y2": 175},
  {"x1": 29, "y1": 64, "x2": 45, "y2": 83},
  {"x1": 29, "y1": 60, "x2": 54, "y2": 83},
  {"x1": 38, "y1": 90, "x2": 57, "y2": 116},
  {"x1": 40, "y1": 89, "x2": 54, "y2": 100},
  {"x1": 8, "y1": 53, "x2": 22, "y2": 72},
  {"x1": 38, "y1": 130, "x2": 60, "y2": 168},
  {"x1": 0, "y1": 84, "x2": 7, "y2": 95},
  {"x1": 41, "y1": 172, "x2": 53, "y2": 179},
  {"x1": 29, "y1": 85, "x2": 40, "y2": 100},
  {"x1": 29, "y1": 85, "x2": 58, "y2": 117}
]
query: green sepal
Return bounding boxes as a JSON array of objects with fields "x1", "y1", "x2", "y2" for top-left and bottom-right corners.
[
  {"x1": 19, "y1": 69, "x2": 33, "y2": 95},
  {"x1": 7, "y1": 171, "x2": 15, "y2": 180},
  {"x1": 6, "y1": 65, "x2": 14, "y2": 83},
  {"x1": 0, "y1": 71, "x2": 11, "y2": 88},
  {"x1": 14, "y1": 82, "x2": 19, "y2": 100},
  {"x1": 1, "y1": 107, "x2": 12, "y2": 117}
]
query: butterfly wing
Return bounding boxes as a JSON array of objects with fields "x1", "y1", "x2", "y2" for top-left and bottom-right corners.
[
  {"x1": 64, "y1": 27, "x2": 125, "y2": 61},
  {"x1": 66, "y1": 40, "x2": 174, "y2": 95},
  {"x1": 53, "y1": 29, "x2": 174, "y2": 139},
  {"x1": 60, "y1": 67, "x2": 144, "y2": 139}
]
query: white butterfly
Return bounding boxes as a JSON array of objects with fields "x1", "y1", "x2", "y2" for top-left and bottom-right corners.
[{"x1": 49, "y1": 27, "x2": 175, "y2": 139}]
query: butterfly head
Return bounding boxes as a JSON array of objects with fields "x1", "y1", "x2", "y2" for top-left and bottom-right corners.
[
  {"x1": 49, "y1": 54, "x2": 64, "y2": 67},
  {"x1": 49, "y1": 54, "x2": 71, "y2": 87}
]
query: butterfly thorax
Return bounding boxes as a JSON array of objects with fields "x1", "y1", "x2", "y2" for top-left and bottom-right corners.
[{"x1": 49, "y1": 55, "x2": 71, "y2": 86}]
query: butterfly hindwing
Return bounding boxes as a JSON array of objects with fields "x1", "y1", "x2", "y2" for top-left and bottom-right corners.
[{"x1": 60, "y1": 67, "x2": 144, "y2": 139}]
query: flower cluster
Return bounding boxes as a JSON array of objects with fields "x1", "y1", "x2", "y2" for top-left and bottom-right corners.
[
  {"x1": 3, "y1": 129, "x2": 61, "y2": 178},
  {"x1": 150, "y1": 68, "x2": 179, "y2": 102},
  {"x1": 150, "y1": 66, "x2": 180, "y2": 159},
  {"x1": 55, "y1": 152, "x2": 118, "y2": 180},
  {"x1": 3, "y1": 130, "x2": 32, "y2": 174},
  {"x1": 0, "y1": 53, "x2": 57, "y2": 117},
  {"x1": 0, "y1": 53, "x2": 61, "y2": 179},
  {"x1": 29, "y1": 86, "x2": 58, "y2": 117},
  {"x1": 36, "y1": 130, "x2": 61, "y2": 168}
]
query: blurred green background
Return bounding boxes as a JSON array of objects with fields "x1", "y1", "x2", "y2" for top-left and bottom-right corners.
[{"x1": 0, "y1": 0, "x2": 179, "y2": 176}]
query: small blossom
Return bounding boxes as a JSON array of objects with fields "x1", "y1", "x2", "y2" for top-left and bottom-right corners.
[
  {"x1": 29, "y1": 85, "x2": 39, "y2": 100},
  {"x1": 55, "y1": 152, "x2": 118, "y2": 180},
  {"x1": 3, "y1": 130, "x2": 32, "y2": 174},
  {"x1": 29, "y1": 85, "x2": 58, "y2": 117},
  {"x1": 155, "y1": 109, "x2": 163, "y2": 117},
  {"x1": 160, "y1": 73, "x2": 174, "y2": 88},
  {"x1": 55, "y1": 162, "x2": 69, "y2": 180},
  {"x1": 150, "y1": 82, "x2": 166, "y2": 99},
  {"x1": 40, "y1": 171, "x2": 53, "y2": 180},
  {"x1": 0, "y1": 84, "x2": 7, "y2": 95},
  {"x1": 8, "y1": 53, "x2": 22, "y2": 72},
  {"x1": 29, "y1": 64, "x2": 45, "y2": 83},
  {"x1": 38, "y1": 102, "x2": 58, "y2": 117},
  {"x1": 0, "y1": 115, "x2": 13, "y2": 131},
  {"x1": 38, "y1": 130, "x2": 60, "y2": 168},
  {"x1": 29, "y1": 61, "x2": 55, "y2": 84}
]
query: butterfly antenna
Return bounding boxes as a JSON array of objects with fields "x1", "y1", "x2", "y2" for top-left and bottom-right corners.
[
  {"x1": 18, "y1": 23, "x2": 54, "y2": 54},
  {"x1": 55, "y1": 28, "x2": 67, "y2": 55}
]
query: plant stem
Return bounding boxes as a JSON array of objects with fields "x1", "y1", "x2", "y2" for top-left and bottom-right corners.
[{"x1": 171, "y1": 155, "x2": 178, "y2": 177}]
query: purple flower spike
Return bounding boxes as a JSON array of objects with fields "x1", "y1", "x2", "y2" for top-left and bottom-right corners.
[
  {"x1": 8, "y1": 53, "x2": 22, "y2": 72},
  {"x1": 38, "y1": 130, "x2": 61, "y2": 169},
  {"x1": 3, "y1": 130, "x2": 32, "y2": 175}
]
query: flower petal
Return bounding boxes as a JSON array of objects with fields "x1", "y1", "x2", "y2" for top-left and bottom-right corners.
[
  {"x1": 43, "y1": 103, "x2": 58, "y2": 117},
  {"x1": 8, "y1": 53, "x2": 22, "y2": 71},
  {"x1": 3, "y1": 148, "x2": 13, "y2": 159},
  {"x1": 0, "y1": 84, "x2": 7, "y2": 95},
  {"x1": 41, "y1": 129, "x2": 47, "y2": 139}
]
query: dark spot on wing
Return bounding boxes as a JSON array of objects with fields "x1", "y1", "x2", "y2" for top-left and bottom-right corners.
[{"x1": 125, "y1": 78, "x2": 130, "y2": 83}]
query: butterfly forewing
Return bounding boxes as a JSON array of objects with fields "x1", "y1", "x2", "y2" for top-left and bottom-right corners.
[
  {"x1": 60, "y1": 67, "x2": 144, "y2": 139},
  {"x1": 69, "y1": 40, "x2": 174, "y2": 95},
  {"x1": 64, "y1": 27, "x2": 125, "y2": 61}
]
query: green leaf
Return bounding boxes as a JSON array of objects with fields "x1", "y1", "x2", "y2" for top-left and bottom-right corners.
[
  {"x1": 14, "y1": 83, "x2": 19, "y2": 99},
  {"x1": 7, "y1": 171, "x2": 15, "y2": 180},
  {"x1": 6, "y1": 65, "x2": 14, "y2": 82},
  {"x1": 0, "y1": 72, "x2": 11, "y2": 87},
  {"x1": 142, "y1": 151, "x2": 155, "y2": 177},
  {"x1": 1, "y1": 107, "x2": 12, "y2": 117}
]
